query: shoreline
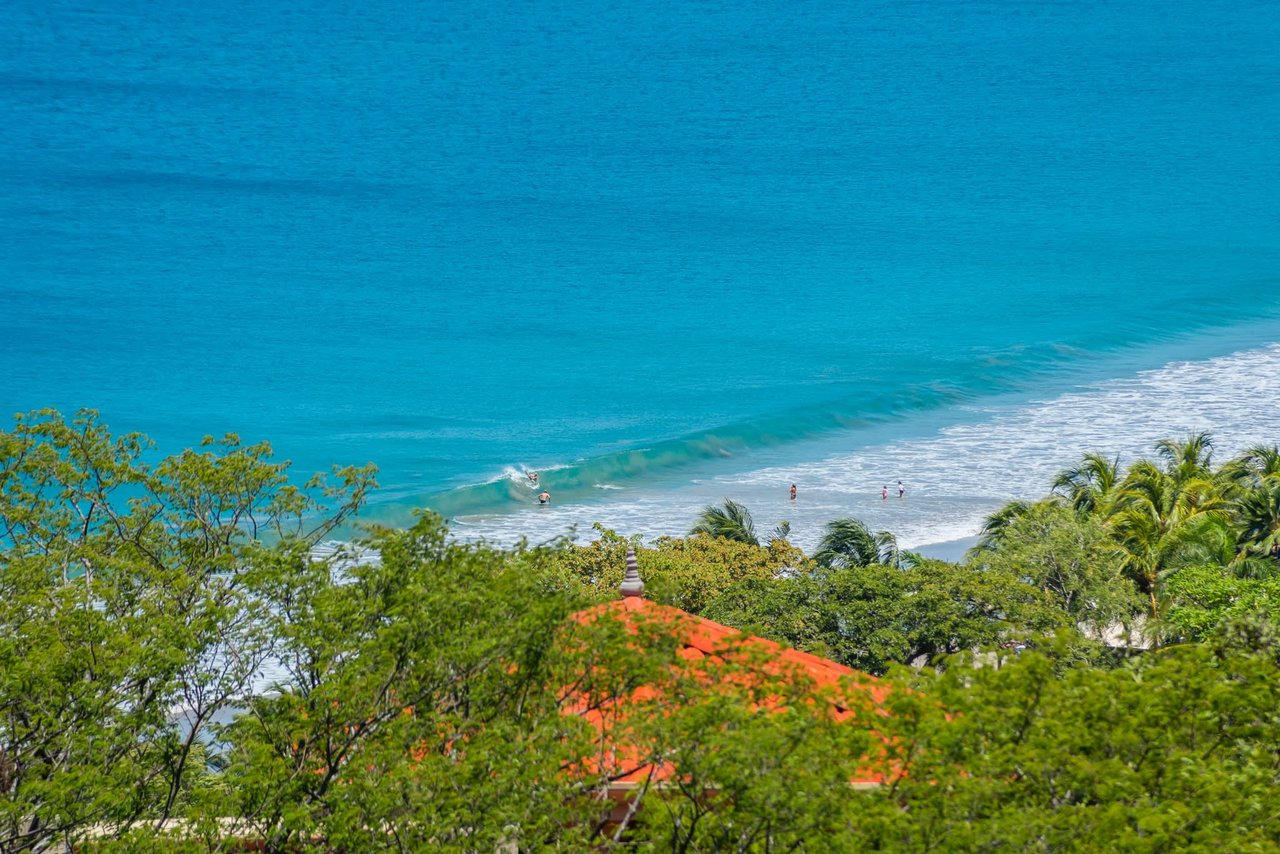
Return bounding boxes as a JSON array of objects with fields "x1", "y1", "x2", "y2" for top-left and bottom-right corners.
[
  {"x1": 369, "y1": 315, "x2": 1280, "y2": 529},
  {"x1": 913, "y1": 536, "x2": 981, "y2": 563},
  {"x1": 435, "y1": 338, "x2": 1280, "y2": 556}
]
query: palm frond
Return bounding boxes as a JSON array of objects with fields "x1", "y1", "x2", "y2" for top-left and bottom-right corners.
[
  {"x1": 973, "y1": 500, "x2": 1035, "y2": 551},
  {"x1": 690, "y1": 498, "x2": 759, "y2": 546},
  {"x1": 1154, "y1": 431, "x2": 1214, "y2": 480},
  {"x1": 1051, "y1": 452, "x2": 1121, "y2": 514},
  {"x1": 813, "y1": 517, "x2": 897, "y2": 569}
]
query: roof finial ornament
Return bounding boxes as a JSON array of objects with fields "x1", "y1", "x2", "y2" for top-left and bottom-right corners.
[{"x1": 619, "y1": 547, "x2": 645, "y2": 598}]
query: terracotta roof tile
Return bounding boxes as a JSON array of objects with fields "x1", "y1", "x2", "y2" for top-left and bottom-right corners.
[{"x1": 566, "y1": 596, "x2": 897, "y2": 787}]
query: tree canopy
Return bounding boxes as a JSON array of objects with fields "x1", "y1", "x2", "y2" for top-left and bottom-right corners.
[
  {"x1": 0, "y1": 409, "x2": 376, "y2": 851},
  {"x1": 5, "y1": 414, "x2": 1280, "y2": 850},
  {"x1": 981, "y1": 434, "x2": 1280, "y2": 645}
]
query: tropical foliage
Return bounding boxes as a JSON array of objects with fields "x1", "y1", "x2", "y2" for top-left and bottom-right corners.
[
  {"x1": 548, "y1": 522, "x2": 805, "y2": 614},
  {"x1": 0, "y1": 409, "x2": 376, "y2": 851},
  {"x1": 974, "y1": 432, "x2": 1280, "y2": 644},
  {"x1": 690, "y1": 498, "x2": 761, "y2": 545},
  {"x1": 969, "y1": 499, "x2": 1139, "y2": 640},
  {"x1": 702, "y1": 557, "x2": 1068, "y2": 674},
  {"x1": 853, "y1": 638, "x2": 1280, "y2": 850},
  {"x1": 5, "y1": 413, "x2": 1280, "y2": 850},
  {"x1": 812, "y1": 517, "x2": 904, "y2": 569}
]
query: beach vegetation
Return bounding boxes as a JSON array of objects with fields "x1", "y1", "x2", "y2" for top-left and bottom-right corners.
[
  {"x1": 689, "y1": 498, "x2": 759, "y2": 546},
  {"x1": 813, "y1": 517, "x2": 904, "y2": 569},
  {"x1": 1051, "y1": 450, "x2": 1123, "y2": 515},
  {"x1": 0, "y1": 409, "x2": 376, "y2": 852},
  {"x1": 850, "y1": 638, "x2": 1280, "y2": 849},
  {"x1": 209, "y1": 515, "x2": 607, "y2": 852},
  {"x1": 1231, "y1": 467, "x2": 1280, "y2": 566},
  {"x1": 6, "y1": 415, "x2": 1280, "y2": 849},
  {"x1": 967, "y1": 500, "x2": 1138, "y2": 641},
  {"x1": 981, "y1": 432, "x2": 1280, "y2": 645},
  {"x1": 704, "y1": 557, "x2": 1069, "y2": 675},
  {"x1": 547, "y1": 523, "x2": 803, "y2": 615}
]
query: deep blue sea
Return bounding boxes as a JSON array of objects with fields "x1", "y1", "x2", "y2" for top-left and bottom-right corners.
[{"x1": 3, "y1": 0, "x2": 1280, "y2": 551}]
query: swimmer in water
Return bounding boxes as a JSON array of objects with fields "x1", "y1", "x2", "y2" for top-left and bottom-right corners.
[
  {"x1": 538, "y1": 491, "x2": 550, "y2": 505},
  {"x1": 528, "y1": 471, "x2": 538, "y2": 484},
  {"x1": 789, "y1": 483, "x2": 797, "y2": 501}
]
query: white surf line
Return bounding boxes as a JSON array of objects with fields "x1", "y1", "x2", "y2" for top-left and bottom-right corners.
[{"x1": 449, "y1": 343, "x2": 1280, "y2": 556}]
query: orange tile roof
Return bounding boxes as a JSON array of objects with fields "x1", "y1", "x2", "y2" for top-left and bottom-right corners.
[{"x1": 565, "y1": 596, "x2": 898, "y2": 788}]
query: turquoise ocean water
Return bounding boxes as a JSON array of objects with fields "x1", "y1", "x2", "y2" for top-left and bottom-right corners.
[{"x1": 3, "y1": 0, "x2": 1279, "y2": 551}]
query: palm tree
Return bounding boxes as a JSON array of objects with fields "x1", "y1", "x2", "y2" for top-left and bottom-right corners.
[
  {"x1": 1153, "y1": 431, "x2": 1214, "y2": 483},
  {"x1": 1232, "y1": 478, "x2": 1280, "y2": 575},
  {"x1": 973, "y1": 500, "x2": 1037, "y2": 552},
  {"x1": 1220, "y1": 444, "x2": 1280, "y2": 491},
  {"x1": 1051, "y1": 452, "x2": 1122, "y2": 516},
  {"x1": 770, "y1": 520, "x2": 792, "y2": 544},
  {"x1": 813, "y1": 518, "x2": 902, "y2": 569},
  {"x1": 1109, "y1": 451, "x2": 1231, "y2": 619},
  {"x1": 690, "y1": 499, "x2": 758, "y2": 546}
]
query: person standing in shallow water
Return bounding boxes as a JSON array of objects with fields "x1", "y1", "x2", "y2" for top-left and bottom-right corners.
[
  {"x1": 882, "y1": 485, "x2": 888, "y2": 500},
  {"x1": 898, "y1": 480, "x2": 906, "y2": 498},
  {"x1": 790, "y1": 484, "x2": 797, "y2": 501},
  {"x1": 538, "y1": 491, "x2": 550, "y2": 505}
]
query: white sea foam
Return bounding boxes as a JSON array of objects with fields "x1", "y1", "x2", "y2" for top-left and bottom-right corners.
[
  {"x1": 501, "y1": 466, "x2": 538, "y2": 488},
  {"x1": 450, "y1": 344, "x2": 1280, "y2": 557}
]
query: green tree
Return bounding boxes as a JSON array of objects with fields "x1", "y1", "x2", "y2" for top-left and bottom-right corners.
[
  {"x1": 1163, "y1": 565, "x2": 1280, "y2": 643},
  {"x1": 1233, "y1": 477, "x2": 1280, "y2": 571},
  {"x1": 974, "y1": 499, "x2": 1040, "y2": 551},
  {"x1": 1110, "y1": 447, "x2": 1232, "y2": 620},
  {"x1": 1154, "y1": 430, "x2": 1216, "y2": 484},
  {"x1": 213, "y1": 515, "x2": 614, "y2": 852},
  {"x1": 707, "y1": 559, "x2": 1065, "y2": 675},
  {"x1": 854, "y1": 643, "x2": 1280, "y2": 849},
  {"x1": 616, "y1": 657, "x2": 884, "y2": 852},
  {"x1": 0, "y1": 409, "x2": 374, "y2": 852},
  {"x1": 968, "y1": 500, "x2": 1139, "y2": 640},
  {"x1": 1052, "y1": 451, "x2": 1122, "y2": 515},
  {"x1": 812, "y1": 517, "x2": 904, "y2": 569},
  {"x1": 214, "y1": 517, "x2": 879, "y2": 852},
  {"x1": 690, "y1": 499, "x2": 759, "y2": 546},
  {"x1": 549, "y1": 524, "x2": 804, "y2": 615},
  {"x1": 979, "y1": 436, "x2": 1280, "y2": 642},
  {"x1": 1220, "y1": 443, "x2": 1280, "y2": 490}
]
